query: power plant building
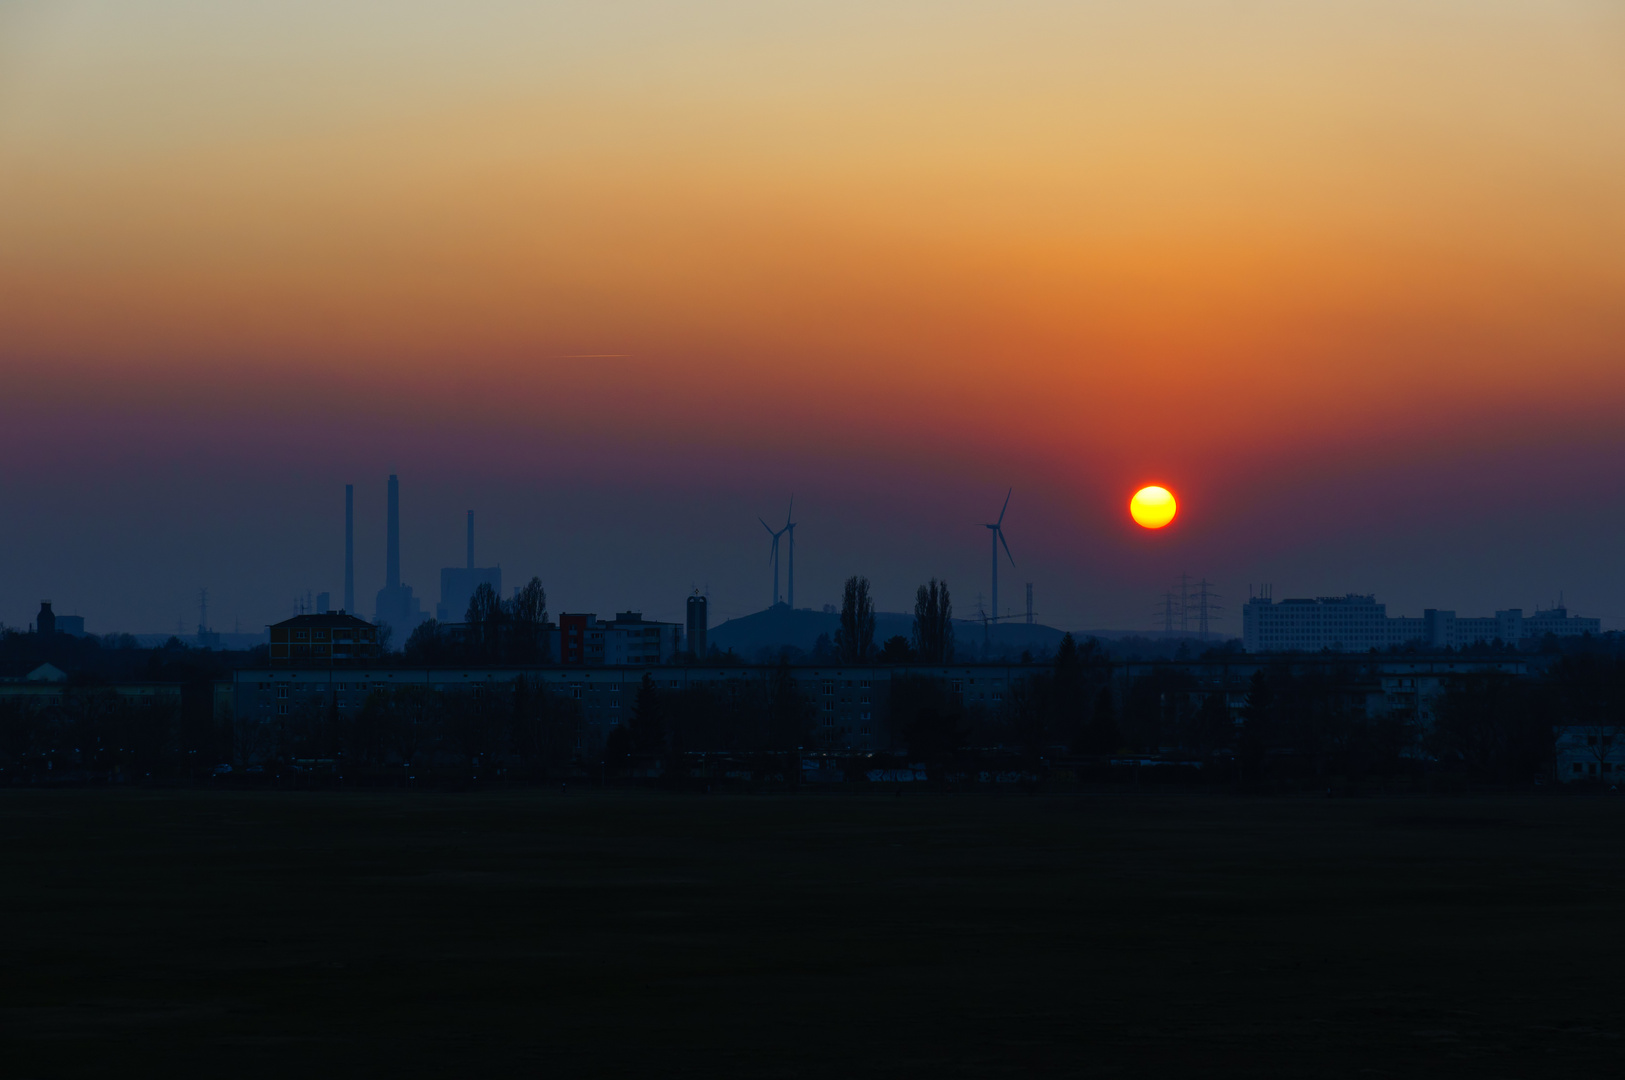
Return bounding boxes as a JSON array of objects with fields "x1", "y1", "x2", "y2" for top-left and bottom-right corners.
[
  {"x1": 1243, "y1": 594, "x2": 1600, "y2": 653},
  {"x1": 373, "y1": 474, "x2": 429, "y2": 642},
  {"x1": 437, "y1": 511, "x2": 501, "y2": 622}
]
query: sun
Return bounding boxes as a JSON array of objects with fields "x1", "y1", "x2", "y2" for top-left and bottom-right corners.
[{"x1": 1130, "y1": 485, "x2": 1177, "y2": 529}]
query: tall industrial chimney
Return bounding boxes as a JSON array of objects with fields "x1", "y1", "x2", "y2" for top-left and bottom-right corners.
[
  {"x1": 386, "y1": 474, "x2": 401, "y2": 591},
  {"x1": 344, "y1": 484, "x2": 355, "y2": 613},
  {"x1": 466, "y1": 511, "x2": 474, "y2": 570}
]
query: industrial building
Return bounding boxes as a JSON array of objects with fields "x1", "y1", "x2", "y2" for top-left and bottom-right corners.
[
  {"x1": 437, "y1": 511, "x2": 502, "y2": 622},
  {"x1": 373, "y1": 474, "x2": 429, "y2": 641},
  {"x1": 686, "y1": 592, "x2": 708, "y2": 658},
  {"x1": 1242, "y1": 593, "x2": 1600, "y2": 653}
]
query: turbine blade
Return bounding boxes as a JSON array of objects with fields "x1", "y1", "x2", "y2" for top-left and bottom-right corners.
[
  {"x1": 996, "y1": 487, "x2": 1012, "y2": 527},
  {"x1": 998, "y1": 528, "x2": 1015, "y2": 566}
]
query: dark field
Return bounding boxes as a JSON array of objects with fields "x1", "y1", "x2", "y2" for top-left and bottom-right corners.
[{"x1": 3, "y1": 791, "x2": 1623, "y2": 1077}]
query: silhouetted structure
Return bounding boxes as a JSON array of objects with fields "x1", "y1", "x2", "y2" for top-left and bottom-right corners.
[
  {"x1": 373, "y1": 474, "x2": 427, "y2": 641},
  {"x1": 35, "y1": 602, "x2": 55, "y2": 637},
  {"x1": 557, "y1": 612, "x2": 682, "y2": 666},
  {"x1": 268, "y1": 611, "x2": 382, "y2": 665},
  {"x1": 687, "y1": 591, "x2": 708, "y2": 657},
  {"x1": 437, "y1": 510, "x2": 501, "y2": 622},
  {"x1": 344, "y1": 483, "x2": 355, "y2": 614},
  {"x1": 1243, "y1": 593, "x2": 1601, "y2": 652}
]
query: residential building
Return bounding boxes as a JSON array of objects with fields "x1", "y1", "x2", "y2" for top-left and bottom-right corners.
[
  {"x1": 1555, "y1": 726, "x2": 1625, "y2": 782},
  {"x1": 268, "y1": 612, "x2": 382, "y2": 665},
  {"x1": 1243, "y1": 594, "x2": 1599, "y2": 653},
  {"x1": 557, "y1": 612, "x2": 682, "y2": 666}
]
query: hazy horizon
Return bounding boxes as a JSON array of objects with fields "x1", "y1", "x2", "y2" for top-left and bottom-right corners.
[{"x1": 4, "y1": 2, "x2": 1623, "y2": 635}]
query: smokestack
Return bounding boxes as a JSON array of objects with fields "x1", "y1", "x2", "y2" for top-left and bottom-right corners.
[
  {"x1": 467, "y1": 511, "x2": 474, "y2": 570},
  {"x1": 386, "y1": 474, "x2": 400, "y2": 590},
  {"x1": 344, "y1": 484, "x2": 355, "y2": 612}
]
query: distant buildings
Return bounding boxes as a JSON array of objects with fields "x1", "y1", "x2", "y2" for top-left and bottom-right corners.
[
  {"x1": 558, "y1": 612, "x2": 683, "y2": 666},
  {"x1": 373, "y1": 475, "x2": 429, "y2": 641},
  {"x1": 437, "y1": 512, "x2": 500, "y2": 622},
  {"x1": 268, "y1": 611, "x2": 382, "y2": 665},
  {"x1": 686, "y1": 592, "x2": 708, "y2": 658},
  {"x1": 35, "y1": 602, "x2": 55, "y2": 636},
  {"x1": 1242, "y1": 593, "x2": 1600, "y2": 653},
  {"x1": 1554, "y1": 726, "x2": 1625, "y2": 783}
]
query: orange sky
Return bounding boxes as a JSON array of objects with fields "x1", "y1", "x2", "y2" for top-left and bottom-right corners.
[{"x1": 2, "y1": 1, "x2": 1623, "y2": 631}]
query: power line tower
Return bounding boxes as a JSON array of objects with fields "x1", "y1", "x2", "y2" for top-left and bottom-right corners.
[
  {"x1": 1178, "y1": 572, "x2": 1191, "y2": 635},
  {"x1": 1025, "y1": 583, "x2": 1034, "y2": 625},
  {"x1": 198, "y1": 588, "x2": 209, "y2": 636},
  {"x1": 1156, "y1": 590, "x2": 1177, "y2": 634},
  {"x1": 1193, "y1": 579, "x2": 1223, "y2": 641}
]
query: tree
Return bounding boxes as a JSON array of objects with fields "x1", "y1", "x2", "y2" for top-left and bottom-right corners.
[
  {"x1": 466, "y1": 582, "x2": 504, "y2": 662},
  {"x1": 878, "y1": 636, "x2": 913, "y2": 663},
  {"x1": 630, "y1": 673, "x2": 668, "y2": 758},
  {"x1": 835, "y1": 576, "x2": 876, "y2": 663},
  {"x1": 404, "y1": 619, "x2": 447, "y2": 664},
  {"x1": 890, "y1": 674, "x2": 964, "y2": 763},
  {"x1": 1077, "y1": 685, "x2": 1119, "y2": 754},
  {"x1": 508, "y1": 577, "x2": 547, "y2": 663},
  {"x1": 768, "y1": 657, "x2": 813, "y2": 750},
  {"x1": 911, "y1": 579, "x2": 955, "y2": 664}
]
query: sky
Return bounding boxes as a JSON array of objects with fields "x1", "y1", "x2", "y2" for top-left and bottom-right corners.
[{"x1": 2, "y1": 1, "x2": 1624, "y2": 636}]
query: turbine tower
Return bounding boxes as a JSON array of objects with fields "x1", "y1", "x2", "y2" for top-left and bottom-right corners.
[
  {"x1": 760, "y1": 513, "x2": 788, "y2": 609},
  {"x1": 784, "y1": 496, "x2": 796, "y2": 610},
  {"x1": 981, "y1": 488, "x2": 1015, "y2": 631}
]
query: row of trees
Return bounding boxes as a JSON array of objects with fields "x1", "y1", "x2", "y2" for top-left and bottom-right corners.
[{"x1": 403, "y1": 578, "x2": 548, "y2": 665}]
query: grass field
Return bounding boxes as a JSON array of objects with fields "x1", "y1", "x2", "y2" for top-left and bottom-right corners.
[{"x1": 2, "y1": 789, "x2": 1622, "y2": 1077}]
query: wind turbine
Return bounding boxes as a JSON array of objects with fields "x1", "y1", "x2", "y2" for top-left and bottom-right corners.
[
  {"x1": 784, "y1": 496, "x2": 796, "y2": 610},
  {"x1": 981, "y1": 488, "x2": 1015, "y2": 641},
  {"x1": 760, "y1": 513, "x2": 788, "y2": 609}
]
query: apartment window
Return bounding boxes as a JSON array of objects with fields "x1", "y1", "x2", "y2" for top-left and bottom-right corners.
[
  {"x1": 822, "y1": 680, "x2": 834, "y2": 695},
  {"x1": 609, "y1": 685, "x2": 619, "y2": 693},
  {"x1": 670, "y1": 680, "x2": 679, "y2": 688},
  {"x1": 860, "y1": 679, "x2": 870, "y2": 689},
  {"x1": 1574, "y1": 763, "x2": 1584, "y2": 773},
  {"x1": 570, "y1": 684, "x2": 583, "y2": 699},
  {"x1": 277, "y1": 685, "x2": 289, "y2": 699},
  {"x1": 277, "y1": 703, "x2": 288, "y2": 715},
  {"x1": 337, "y1": 683, "x2": 347, "y2": 691}
]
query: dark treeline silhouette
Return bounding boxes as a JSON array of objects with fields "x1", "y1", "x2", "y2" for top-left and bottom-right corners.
[
  {"x1": 403, "y1": 577, "x2": 548, "y2": 665},
  {"x1": 834, "y1": 575, "x2": 876, "y2": 662},
  {"x1": 0, "y1": 627, "x2": 256, "y2": 683}
]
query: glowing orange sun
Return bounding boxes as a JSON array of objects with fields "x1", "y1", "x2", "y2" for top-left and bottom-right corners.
[{"x1": 1130, "y1": 485, "x2": 1177, "y2": 529}]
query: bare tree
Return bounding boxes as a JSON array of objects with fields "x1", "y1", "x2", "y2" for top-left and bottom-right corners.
[
  {"x1": 911, "y1": 579, "x2": 954, "y2": 664},
  {"x1": 836, "y1": 576, "x2": 876, "y2": 663},
  {"x1": 508, "y1": 577, "x2": 547, "y2": 663}
]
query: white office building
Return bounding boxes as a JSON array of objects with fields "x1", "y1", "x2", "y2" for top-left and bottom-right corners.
[{"x1": 1243, "y1": 594, "x2": 1600, "y2": 653}]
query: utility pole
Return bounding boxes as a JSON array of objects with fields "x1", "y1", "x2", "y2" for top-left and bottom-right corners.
[{"x1": 1025, "y1": 583, "x2": 1034, "y2": 625}]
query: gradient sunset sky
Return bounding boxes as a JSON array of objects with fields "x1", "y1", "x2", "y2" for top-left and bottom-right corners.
[{"x1": 2, "y1": 1, "x2": 1623, "y2": 635}]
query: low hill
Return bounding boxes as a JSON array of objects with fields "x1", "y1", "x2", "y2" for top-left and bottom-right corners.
[{"x1": 708, "y1": 604, "x2": 1076, "y2": 661}]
